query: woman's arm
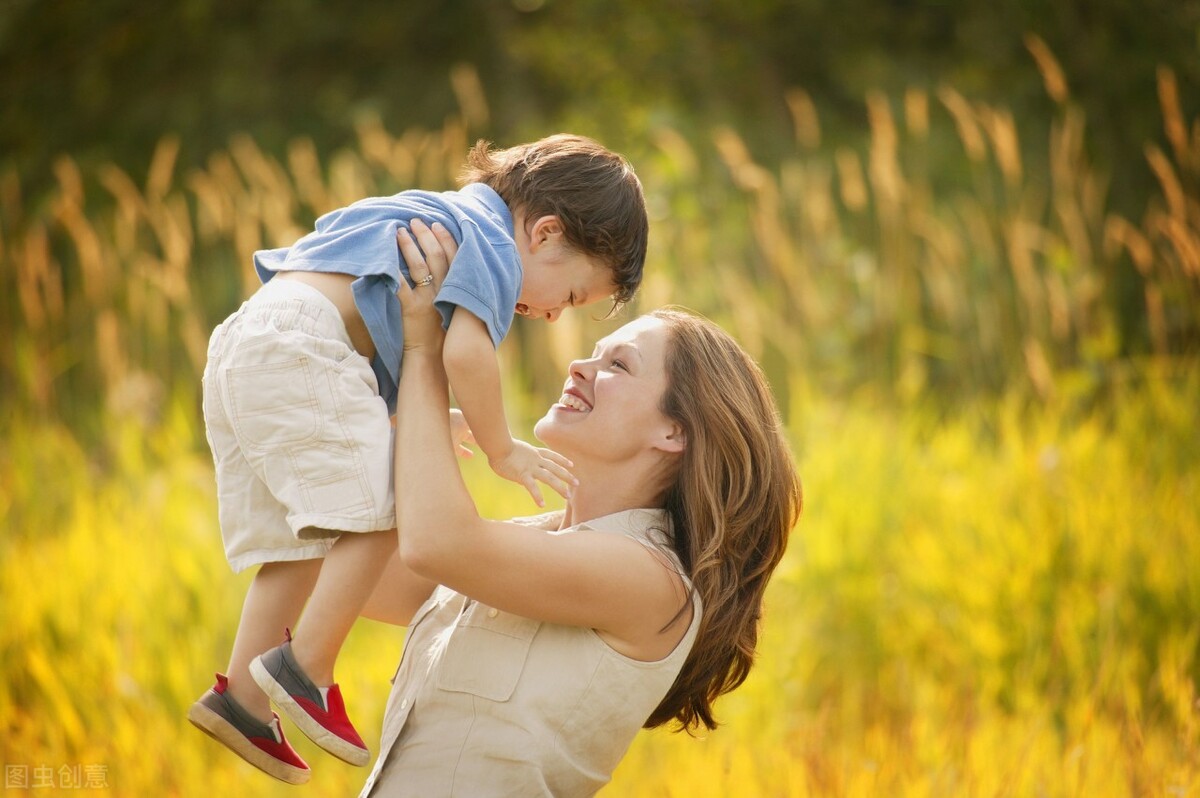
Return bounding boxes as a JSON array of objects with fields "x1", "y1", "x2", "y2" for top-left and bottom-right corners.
[
  {"x1": 358, "y1": 547, "x2": 437, "y2": 626},
  {"x1": 394, "y1": 224, "x2": 689, "y2": 659}
]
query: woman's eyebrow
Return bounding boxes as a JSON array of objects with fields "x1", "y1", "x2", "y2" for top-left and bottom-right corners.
[
  {"x1": 611, "y1": 342, "x2": 642, "y2": 361},
  {"x1": 590, "y1": 340, "x2": 641, "y2": 362}
]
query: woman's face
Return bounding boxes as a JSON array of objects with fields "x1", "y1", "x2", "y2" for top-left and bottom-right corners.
[{"x1": 534, "y1": 315, "x2": 682, "y2": 462}]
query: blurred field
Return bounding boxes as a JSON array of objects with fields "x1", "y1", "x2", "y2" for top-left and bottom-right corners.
[
  {"x1": 1, "y1": 50, "x2": 1198, "y2": 797},
  {"x1": 2, "y1": 382, "x2": 1196, "y2": 796}
]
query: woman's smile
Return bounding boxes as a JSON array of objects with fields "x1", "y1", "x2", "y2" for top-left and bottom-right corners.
[{"x1": 554, "y1": 386, "x2": 592, "y2": 413}]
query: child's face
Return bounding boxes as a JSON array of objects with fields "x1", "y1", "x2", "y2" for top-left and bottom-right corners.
[{"x1": 515, "y1": 215, "x2": 616, "y2": 322}]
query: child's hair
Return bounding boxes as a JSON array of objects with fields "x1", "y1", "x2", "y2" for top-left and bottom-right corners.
[{"x1": 459, "y1": 134, "x2": 648, "y2": 310}]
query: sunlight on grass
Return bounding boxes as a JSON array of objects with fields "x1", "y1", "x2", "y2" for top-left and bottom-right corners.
[
  {"x1": 1, "y1": 379, "x2": 1196, "y2": 796},
  {"x1": 609, "y1": 380, "x2": 1199, "y2": 796}
]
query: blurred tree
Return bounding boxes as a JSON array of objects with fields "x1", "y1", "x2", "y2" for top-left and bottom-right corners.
[
  {"x1": 495, "y1": 0, "x2": 1199, "y2": 211},
  {"x1": 1, "y1": 0, "x2": 1197, "y2": 211},
  {"x1": 0, "y1": 0, "x2": 498, "y2": 188}
]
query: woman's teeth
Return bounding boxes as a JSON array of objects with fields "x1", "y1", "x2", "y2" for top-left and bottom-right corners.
[{"x1": 558, "y1": 394, "x2": 590, "y2": 412}]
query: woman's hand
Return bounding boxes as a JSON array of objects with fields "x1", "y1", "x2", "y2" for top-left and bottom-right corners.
[
  {"x1": 396, "y1": 221, "x2": 475, "y2": 458},
  {"x1": 395, "y1": 219, "x2": 458, "y2": 351}
]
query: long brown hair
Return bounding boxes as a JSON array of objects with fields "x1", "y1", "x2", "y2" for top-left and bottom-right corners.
[
  {"x1": 644, "y1": 308, "x2": 803, "y2": 732},
  {"x1": 459, "y1": 134, "x2": 648, "y2": 309}
]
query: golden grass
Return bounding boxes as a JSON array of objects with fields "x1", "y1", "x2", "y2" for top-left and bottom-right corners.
[
  {"x1": 611, "y1": 375, "x2": 1200, "y2": 796},
  {"x1": 1, "y1": 378, "x2": 1196, "y2": 796}
]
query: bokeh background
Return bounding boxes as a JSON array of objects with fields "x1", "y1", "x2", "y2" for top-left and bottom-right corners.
[{"x1": 2, "y1": 1, "x2": 1198, "y2": 795}]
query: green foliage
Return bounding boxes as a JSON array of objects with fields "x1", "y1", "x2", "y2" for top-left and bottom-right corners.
[
  {"x1": 2, "y1": 65, "x2": 1198, "y2": 443},
  {"x1": 3, "y1": 0, "x2": 1198, "y2": 209}
]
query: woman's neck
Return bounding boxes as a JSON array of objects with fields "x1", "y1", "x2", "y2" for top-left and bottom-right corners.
[{"x1": 559, "y1": 458, "x2": 670, "y2": 530}]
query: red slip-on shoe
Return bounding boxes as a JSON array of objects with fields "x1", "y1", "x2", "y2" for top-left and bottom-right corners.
[
  {"x1": 188, "y1": 673, "x2": 311, "y2": 784},
  {"x1": 250, "y1": 637, "x2": 369, "y2": 766}
]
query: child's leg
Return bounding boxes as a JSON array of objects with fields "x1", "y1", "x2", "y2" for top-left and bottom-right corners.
[
  {"x1": 287, "y1": 528, "x2": 397, "y2": 685},
  {"x1": 225, "y1": 558, "x2": 323, "y2": 720}
]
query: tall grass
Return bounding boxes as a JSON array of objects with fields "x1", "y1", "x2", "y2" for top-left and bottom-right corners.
[
  {"x1": 608, "y1": 378, "x2": 1200, "y2": 797},
  {"x1": 2, "y1": 48, "x2": 1197, "y2": 434},
  {"x1": 1, "y1": 52, "x2": 1198, "y2": 796},
  {"x1": 1, "y1": 379, "x2": 1195, "y2": 796}
]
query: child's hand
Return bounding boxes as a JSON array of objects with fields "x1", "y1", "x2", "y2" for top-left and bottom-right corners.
[
  {"x1": 489, "y1": 439, "x2": 577, "y2": 507},
  {"x1": 449, "y1": 409, "x2": 475, "y2": 458}
]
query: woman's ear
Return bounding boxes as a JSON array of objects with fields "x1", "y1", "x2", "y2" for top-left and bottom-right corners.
[
  {"x1": 528, "y1": 215, "x2": 564, "y2": 251},
  {"x1": 655, "y1": 423, "x2": 687, "y2": 454}
]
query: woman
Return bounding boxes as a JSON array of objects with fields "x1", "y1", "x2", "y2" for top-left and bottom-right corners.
[{"x1": 358, "y1": 223, "x2": 802, "y2": 796}]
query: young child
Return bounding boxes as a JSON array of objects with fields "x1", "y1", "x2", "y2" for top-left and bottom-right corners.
[{"x1": 188, "y1": 134, "x2": 648, "y2": 783}]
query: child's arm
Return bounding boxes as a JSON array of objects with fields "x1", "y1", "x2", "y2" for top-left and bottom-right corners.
[{"x1": 442, "y1": 308, "x2": 576, "y2": 507}]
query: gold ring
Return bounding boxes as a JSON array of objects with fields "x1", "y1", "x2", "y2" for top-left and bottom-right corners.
[{"x1": 416, "y1": 274, "x2": 434, "y2": 287}]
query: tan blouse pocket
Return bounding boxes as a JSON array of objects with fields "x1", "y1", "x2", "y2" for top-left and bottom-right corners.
[{"x1": 437, "y1": 602, "x2": 540, "y2": 702}]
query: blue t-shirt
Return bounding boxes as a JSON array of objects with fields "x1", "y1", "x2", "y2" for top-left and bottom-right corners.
[{"x1": 253, "y1": 183, "x2": 522, "y2": 413}]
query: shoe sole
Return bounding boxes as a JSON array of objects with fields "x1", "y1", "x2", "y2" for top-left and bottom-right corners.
[
  {"x1": 187, "y1": 701, "x2": 311, "y2": 785},
  {"x1": 250, "y1": 656, "x2": 370, "y2": 767}
]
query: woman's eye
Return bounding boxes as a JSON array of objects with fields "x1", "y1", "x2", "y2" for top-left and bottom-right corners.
[{"x1": 611, "y1": 359, "x2": 627, "y2": 371}]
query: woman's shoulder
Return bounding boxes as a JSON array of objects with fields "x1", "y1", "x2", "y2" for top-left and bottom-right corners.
[
  {"x1": 506, "y1": 508, "x2": 686, "y2": 579},
  {"x1": 572, "y1": 509, "x2": 691, "y2": 588},
  {"x1": 572, "y1": 508, "x2": 673, "y2": 546}
]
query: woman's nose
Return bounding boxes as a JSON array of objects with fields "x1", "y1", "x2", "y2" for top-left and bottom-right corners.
[
  {"x1": 568, "y1": 357, "x2": 593, "y2": 381},
  {"x1": 544, "y1": 307, "x2": 562, "y2": 322}
]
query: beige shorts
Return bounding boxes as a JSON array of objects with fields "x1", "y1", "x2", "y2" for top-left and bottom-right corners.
[{"x1": 202, "y1": 278, "x2": 395, "y2": 573}]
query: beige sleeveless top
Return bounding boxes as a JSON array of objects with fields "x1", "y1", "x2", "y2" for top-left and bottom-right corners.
[{"x1": 360, "y1": 508, "x2": 702, "y2": 797}]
